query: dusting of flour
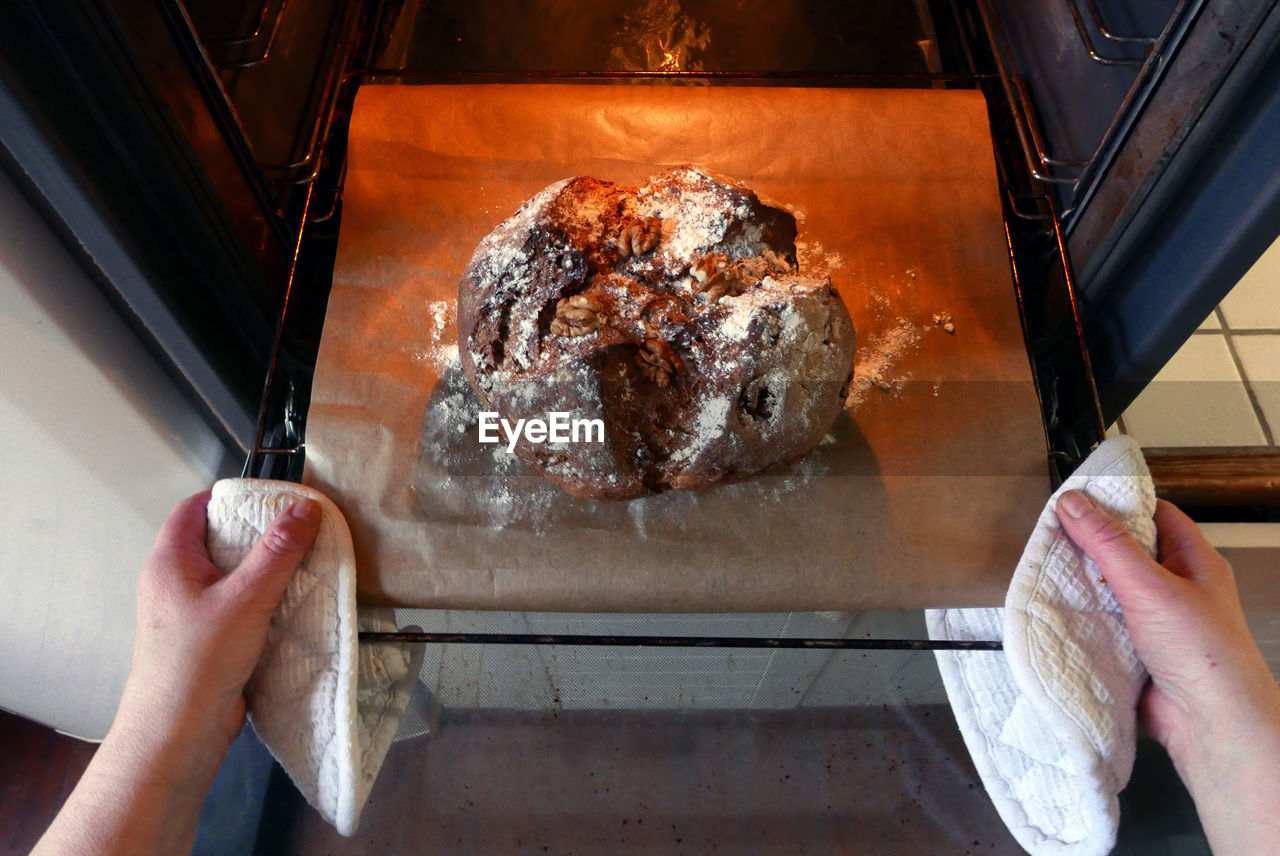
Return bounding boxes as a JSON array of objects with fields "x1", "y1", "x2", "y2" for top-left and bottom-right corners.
[
  {"x1": 411, "y1": 299, "x2": 459, "y2": 372},
  {"x1": 845, "y1": 317, "x2": 923, "y2": 408}
]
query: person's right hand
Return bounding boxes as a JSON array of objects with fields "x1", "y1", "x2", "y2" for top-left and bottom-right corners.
[{"x1": 1056, "y1": 491, "x2": 1280, "y2": 855}]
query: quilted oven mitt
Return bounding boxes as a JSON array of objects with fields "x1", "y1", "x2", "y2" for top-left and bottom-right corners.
[
  {"x1": 206, "y1": 479, "x2": 424, "y2": 836},
  {"x1": 927, "y1": 436, "x2": 1157, "y2": 856}
]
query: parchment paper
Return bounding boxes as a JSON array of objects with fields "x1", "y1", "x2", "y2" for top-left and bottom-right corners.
[{"x1": 305, "y1": 84, "x2": 1049, "y2": 611}]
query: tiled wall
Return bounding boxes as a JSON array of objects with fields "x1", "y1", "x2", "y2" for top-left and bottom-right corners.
[{"x1": 1113, "y1": 235, "x2": 1280, "y2": 447}]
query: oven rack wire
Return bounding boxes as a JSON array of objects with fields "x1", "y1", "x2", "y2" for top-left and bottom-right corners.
[
  {"x1": 974, "y1": 0, "x2": 1201, "y2": 229},
  {"x1": 1070, "y1": 0, "x2": 1158, "y2": 60},
  {"x1": 180, "y1": 0, "x2": 366, "y2": 233},
  {"x1": 204, "y1": 0, "x2": 293, "y2": 68},
  {"x1": 358, "y1": 632, "x2": 1003, "y2": 651}
]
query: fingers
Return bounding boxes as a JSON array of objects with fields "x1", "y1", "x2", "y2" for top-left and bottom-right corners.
[
  {"x1": 221, "y1": 499, "x2": 322, "y2": 608},
  {"x1": 152, "y1": 490, "x2": 214, "y2": 560},
  {"x1": 1154, "y1": 499, "x2": 1226, "y2": 584},
  {"x1": 1056, "y1": 489, "x2": 1171, "y2": 609},
  {"x1": 143, "y1": 490, "x2": 223, "y2": 590}
]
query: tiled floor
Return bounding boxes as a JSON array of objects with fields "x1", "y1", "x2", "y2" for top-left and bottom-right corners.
[{"x1": 1113, "y1": 235, "x2": 1280, "y2": 447}]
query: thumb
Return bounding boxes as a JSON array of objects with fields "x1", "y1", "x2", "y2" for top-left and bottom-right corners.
[
  {"x1": 220, "y1": 498, "x2": 323, "y2": 609},
  {"x1": 1153, "y1": 499, "x2": 1229, "y2": 585},
  {"x1": 1056, "y1": 489, "x2": 1172, "y2": 613}
]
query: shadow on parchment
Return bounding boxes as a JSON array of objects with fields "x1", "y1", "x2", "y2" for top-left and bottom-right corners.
[{"x1": 410, "y1": 360, "x2": 890, "y2": 577}]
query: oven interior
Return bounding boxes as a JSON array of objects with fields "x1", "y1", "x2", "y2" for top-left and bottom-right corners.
[
  {"x1": 252, "y1": 0, "x2": 1111, "y2": 486},
  {"x1": 187, "y1": 0, "x2": 1128, "y2": 478}
]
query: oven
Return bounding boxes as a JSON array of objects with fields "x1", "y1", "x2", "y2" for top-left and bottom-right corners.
[
  {"x1": 5, "y1": 0, "x2": 1279, "y2": 499},
  {"x1": 2, "y1": 1, "x2": 1278, "y2": 852}
]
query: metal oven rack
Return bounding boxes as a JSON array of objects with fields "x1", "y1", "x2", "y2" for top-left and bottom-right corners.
[
  {"x1": 182, "y1": 0, "x2": 366, "y2": 236},
  {"x1": 976, "y1": 0, "x2": 1198, "y2": 229}
]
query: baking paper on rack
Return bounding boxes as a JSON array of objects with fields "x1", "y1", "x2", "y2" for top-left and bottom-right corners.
[{"x1": 304, "y1": 84, "x2": 1048, "y2": 611}]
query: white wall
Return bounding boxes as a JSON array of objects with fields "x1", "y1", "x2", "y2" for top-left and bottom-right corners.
[{"x1": 0, "y1": 169, "x2": 232, "y2": 739}]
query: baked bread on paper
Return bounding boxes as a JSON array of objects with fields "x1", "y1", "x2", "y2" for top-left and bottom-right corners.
[{"x1": 458, "y1": 166, "x2": 857, "y2": 500}]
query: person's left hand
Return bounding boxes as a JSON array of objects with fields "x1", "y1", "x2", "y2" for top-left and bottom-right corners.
[{"x1": 114, "y1": 490, "x2": 322, "y2": 762}]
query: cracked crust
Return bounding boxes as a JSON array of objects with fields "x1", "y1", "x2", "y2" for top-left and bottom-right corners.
[{"x1": 457, "y1": 166, "x2": 857, "y2": 500}]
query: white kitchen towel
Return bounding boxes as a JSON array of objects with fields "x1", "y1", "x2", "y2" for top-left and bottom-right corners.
[
  {"x1": 206, "y1": 479, "x2": 424, "y2": 836},
  {"x1": 927, "y1": 436, "x2": 1156, "y2": 856}
]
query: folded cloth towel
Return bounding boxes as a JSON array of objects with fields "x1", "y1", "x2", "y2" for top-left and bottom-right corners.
[
  {"x1": 206, "y1": 479, "x2": 424, "y2": 836},
  {"x1": 927, "y1": 436, "x2": 1156, "y2": 856}
]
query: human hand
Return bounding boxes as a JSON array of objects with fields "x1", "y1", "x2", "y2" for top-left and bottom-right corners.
[
  {"x1": 1056, "y1": 491, "x2": 1280, "y2": 854},
  {"x1": 116, "y1": 490, "x2": 322, "y2": 758},
  {"x1": 32, "y1": 489, "x2": 321, "y2": 856}
]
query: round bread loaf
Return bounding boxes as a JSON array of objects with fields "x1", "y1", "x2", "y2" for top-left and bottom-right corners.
[{"x1": 457, "y1": 166, "x2": 856, "y2": 500}]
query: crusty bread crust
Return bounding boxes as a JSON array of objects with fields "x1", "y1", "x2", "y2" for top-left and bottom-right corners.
[{"x1": 457, "y1": 166, "x2": 856, "y2": 500}]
